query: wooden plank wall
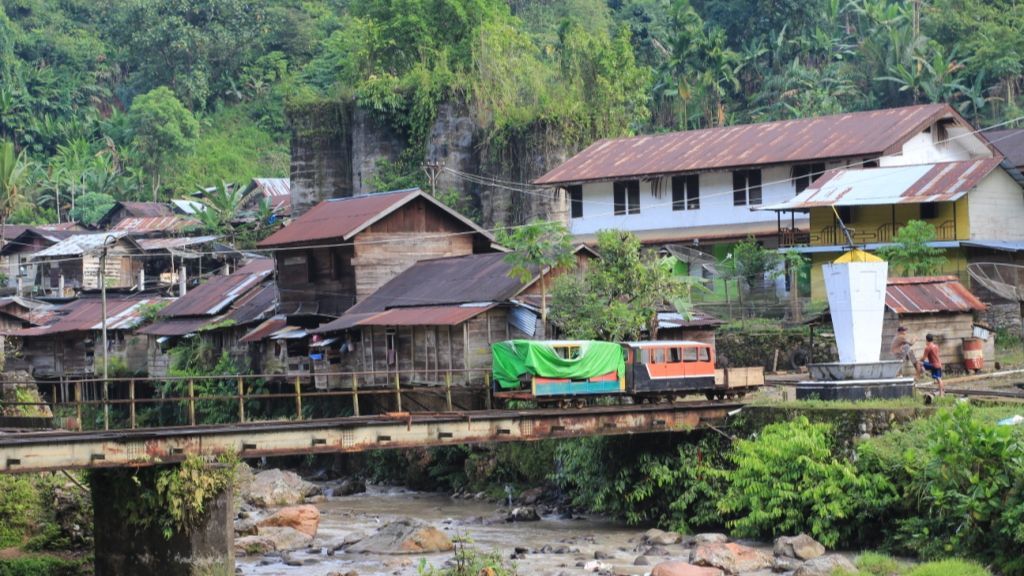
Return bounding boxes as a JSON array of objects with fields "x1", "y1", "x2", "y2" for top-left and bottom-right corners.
[
  {"x1": 881, "y1": 310, "x2": 995, "y2": 373},
  {"x1": 275, "y1": 245, "x2": 356, "y2": 316},
  {"x1": 353, "y1": 233, "x2": 473, "y2": 300}
]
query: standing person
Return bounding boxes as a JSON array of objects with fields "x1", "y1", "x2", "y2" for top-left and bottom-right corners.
[
  {"x1": 890, "y1": 326, "x2": 923, "y2": 378},
  {"x1": 922, "y1": 334, "x2": 944, "y2": 396}
]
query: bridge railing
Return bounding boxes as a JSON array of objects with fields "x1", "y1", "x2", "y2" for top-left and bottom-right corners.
[{"x1": 1, "y1": 370, "x2": 494, "y2": 432}]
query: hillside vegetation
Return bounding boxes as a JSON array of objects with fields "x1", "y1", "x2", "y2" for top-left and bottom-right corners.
[{"x1": 2, "y1": 0, "x2": 1023, "y2": 221}]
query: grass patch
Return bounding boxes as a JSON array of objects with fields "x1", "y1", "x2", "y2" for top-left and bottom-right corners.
[
  {"x1": 905, "y1": 559, "x2": 992, "y2": 576},
  {"x1": 856, "y1": 552, "x2": 910, "y2": 576},
  {"x1": 753, "y1": 395, "x2": 934, "y2": 411},
  {"x1": 0, "y1": 555, "x2": 91, "y2": 576}
]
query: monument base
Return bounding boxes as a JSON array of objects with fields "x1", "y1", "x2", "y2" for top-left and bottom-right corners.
[{"x1": 795, "y1": 378, "x2": 915, "y2": 401}]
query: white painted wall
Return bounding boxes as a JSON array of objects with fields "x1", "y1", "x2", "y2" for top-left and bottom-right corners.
[
  {"x1": 879, "y1": 131, "x2": 979, "y2": 167},
  {"x1": 968, "y1": 169, "x2": 1024, "y2": 241}
]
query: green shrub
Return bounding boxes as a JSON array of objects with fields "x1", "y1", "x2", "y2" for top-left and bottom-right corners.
[
  {"x1": 417, "y1": 538, "x2": 515, "y2": 575},
  {"x1": 905, "y1": 559, "x2": 992, "y2": 576},
  {"x1": 716, "y1": 417, "x2": 896, "y2": 547},
  {"x1": 0, "y1": 475, "x2": 43, "y2": 547},
  {"x1": 855, "y1": 552, "x2": 909, "y2": 576},
  {"x1": 0, "y1": 556, "x2": 90, "y2": 576}
]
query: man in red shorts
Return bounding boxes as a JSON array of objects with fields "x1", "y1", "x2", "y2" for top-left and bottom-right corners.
[{"x1": 922, "y1": 334, "x2": 944, "y2": 396}]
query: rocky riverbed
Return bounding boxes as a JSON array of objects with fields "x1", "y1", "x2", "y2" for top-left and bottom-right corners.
[{"x1": 233, "y1": 468, "x2": 856, "y2": 576}]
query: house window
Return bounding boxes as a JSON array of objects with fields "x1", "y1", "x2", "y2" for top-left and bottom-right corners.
[
  {"x1": 567, "y1": 185, "x2": 583, "y2": 219},
  {"x1": 732, "y1": 170, "x2": 762, "y2": 206},
  {"x1": 613, "y1": 180, "x2": 640, "y2": 215},
  {"x1": 920, "y1": 203, "x2": 938, "y2": 220},
  {"x1": 386, "y1": 329, "x2": 397, "y2": 366},
  {"x1": 792, "y1": 163, "x2": 826, "y2": 194},
  {"x1": 281, "y1": 254, "x2": 309, "y2": 283},
  {"x1": 863, "y1": 159, "x2": 879, "y2": 168},
  {"x1": 672, "y1": 175, "x2": 700, "y2": 210}
]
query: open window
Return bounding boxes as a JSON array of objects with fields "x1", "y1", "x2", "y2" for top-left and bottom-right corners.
[
  {"x1": 613, "y1": 180, "x2": 640, "y2": 215},
  {"x1": 567, "y1": 185, "x2": 583, "y2": 219},
  {"x1": 672, "y1": 175, "x2": 700, "y2": 211},
  {"x1": 732, "y1": 170, "x2": 762, "y2": 206}
]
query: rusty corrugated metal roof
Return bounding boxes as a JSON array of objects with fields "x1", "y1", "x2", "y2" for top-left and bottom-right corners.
[
  {"x1": 223, "y1": 283, "x2": 277, "y2": 325},
  {"x1": 258, "y1": 188, "x2": 495, "y2": 247},
  {"x1": 761, "y1": 158, "x2": 1003, "y2": 211},
  {"x1": 535, "y1": 104, "x2": 959, "y2": 185},
  {"x1": 886, "y1": 276, "x2": 986, "y2": 315},
  {"x1": 112, "y1": 216, "x2": 200, "y2": 234},
  {"x1": 12, "y1": 295, "x2": 169, "y2": 336},
  {"x1": 239, "y1": 315, "x2": 289, "y2": 343},
  {"x1": 118, "y1": 202, "x2": 175, "y2": 218},
  {"x1": 137, "y1": 235, "x2": 220, "y2": 252},
  {"x1": 137, "y1": 317, "x2": 212, "y2": 336},
  {"x1": 32, "y1": 232, "x2": 135, "y2": 259},
  {"x1": 313, "y1": 252, "x2": 532, "y2": 333},
  {"x1": 158, "y1": 259, "x2": 274, "y2": 317},
  {"x1": 988, "y1": 128, "x2": 1024, "y2": 169},
  {"x1": 356, "y1": 304, "x2": 494, "y2": 327}
]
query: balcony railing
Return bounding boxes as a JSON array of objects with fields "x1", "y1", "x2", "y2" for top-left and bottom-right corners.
[{"x1": 786, "y1": 220, "x2": 959, "y2": 248}]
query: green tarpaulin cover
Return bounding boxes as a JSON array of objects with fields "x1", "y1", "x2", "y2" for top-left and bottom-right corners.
[{"x1": 491, "y1": 340, "x2": 625, "y2": 390}]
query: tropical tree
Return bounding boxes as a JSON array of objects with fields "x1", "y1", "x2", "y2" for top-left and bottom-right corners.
[
  {"x1": 195, "y1": 180, "x2": 244, "y2": 235},
  {"x1": 877, "y1": 219, "x2": 948, "y2": 276},
  {"x1": 0, "y1": 140, "x2": 28, "y2": 246},
  {"x1": 68, "y1": 192, "x2": 117, "y2": 228},
  {"x1": 497, "y1": 220, "x2": 576, "y2": 325},
  {"x1": 126, "y1": 87, "x2": 199, "y2": 200},
  {"x1": 550, "y1": 230, "x2": 701, "y2": 340}
]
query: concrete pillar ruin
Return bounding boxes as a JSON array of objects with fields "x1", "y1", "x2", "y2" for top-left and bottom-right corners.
[{"x1": 90, "y1": 468, "x2": 234, "y2": 576}]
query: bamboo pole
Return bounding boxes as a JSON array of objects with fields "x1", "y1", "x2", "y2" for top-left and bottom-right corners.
[
  {"x1": 445, "y1": 371, "x2": 453, "y2": 412},
  {"x1": 129, "y1": 379, "x2": 136, "y2": 429},
  {"x1": 394, "y1": 372, "x2": 402, "y2": 413},
  {"x1": 237, "y1": 376, "x2": 245, "y2": 423},
  {"x1": 351, "y1": 373, "x2": 360, "y2": 417},
  {"x1": 295, "y1": 376, "x2": 303, "y2": 420},
  {"x1": 188, "y1": 379, "x2": 196, "y2": 426},
  {"x1": 75, "y1": 381, "x2": 82, "y2": 430}
]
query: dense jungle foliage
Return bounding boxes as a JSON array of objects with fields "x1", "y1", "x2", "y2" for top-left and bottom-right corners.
[
  {"x1": 367, "y1": 403, "x2": 1024, "y2": 574},
  {"x1": 2, "y1": 0, "x2": 1024, "y2": 222}
]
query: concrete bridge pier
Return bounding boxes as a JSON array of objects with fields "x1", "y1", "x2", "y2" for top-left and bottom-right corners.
[{"x1": 90, "y1": 469, "x2": 235, "y2": 576}]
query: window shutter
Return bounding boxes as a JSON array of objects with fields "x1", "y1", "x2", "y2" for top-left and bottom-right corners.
[
  {"x1": 749, "y1": 169, "x2": 762, "y2": 205},
  {"x1": 733, "y1": 171, "x2": 746, "y2": 206},
  {"x1": 627, "y1": 180, "x2": 640, "y2": 214},
  {"x1": 686, "y1": 174, "x2": 700, "y2": 209}
]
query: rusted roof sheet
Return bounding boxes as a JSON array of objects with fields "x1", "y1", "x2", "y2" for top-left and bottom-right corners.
[
  {"x1": 158, "y1": 259, "x2": 274, "y2": 317},
  {"x1": 657, "y1": 309, "x2": 723, "y2": 329},
  {"x1": 258, "y1": 188, "x2": 495, "y2": 247},
  {"x1": 0, "y1": 228, "x2": 78, "y2": 256},
  {"x1": 313, "y1": 252, "x2": 531, "y2": 333},
  {"x1": 137, "y1": 235, "x2": 220, "y2": 252},
  {"x1": 239, "y1": 315, "x2": 288, "y2": 343},
  {"x1": 137, "y1": 317, "x2": 212, "y2": 337},
  {"x1": 118, "y1": 202, "x2": 175, "y2": 218},
  {"x1": 886, "y1": 276, "x2": 986, "y2": 315},
  {"x1": 574, "y1": 219, "x2": 797, "y2": 246},
  {"x1": 112, "y1": 216, "x2": 200, "y2": 234},
  {"x1": 535, "y1": 104, "x2": 957, "y2": 185},
  {"x1": 761, "y1": 158, "x2": 1003, "y2": 211},
  {"x1": 12, "y1": 295, "x2": 168, "y2": 336},
  {"x1": 357, "y1": 304, "x2": 494, "y2": 327},
  {"x1": 988, "y1": 128, "x2": 1024, "y2": 169},
  {"x1": 223, "y1": 283, "x2": 277, "y2": 325},
  {"x1": 251, "y1": 178, "x2": 290, "y2": 197},
  {"x1": 32, "y1": 232, "x2": 134, "y2": 259}
]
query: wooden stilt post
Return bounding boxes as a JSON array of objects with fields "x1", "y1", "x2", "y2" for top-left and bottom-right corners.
[
  {"x1": 237, "y1": 376, "x2": 245, "y2": 423},
  {"x1": 445, "y1": 371, "x2": 453, "y2": 412},
  {"x1": 75, "y1": 381, "x2": 82, "y2": 430},
  {"x1": 295, "y1": 376, "x2": 303, "y2": 420},
  {"x1": 351, "y1": 373, "x2": 360, "y2": 417},
  {"x1": 129, "y1": 379, "x2": 136, "y2": 429},
  {"x1": 188, "y1": 379, "x2": 196, "y2": 426},
  {"x1": 394, "y1": 373, "x2": 402, "y2": 413},
  {"x1": 484, "y1": 371, "x2": 492, "y2": 411}
]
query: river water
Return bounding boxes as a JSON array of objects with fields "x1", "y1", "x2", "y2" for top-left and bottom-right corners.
[{"x1": 237, "y1": 484, "x2": 657, "y2": 576}]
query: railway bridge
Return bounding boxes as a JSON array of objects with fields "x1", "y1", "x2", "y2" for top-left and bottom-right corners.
[{"x1": 0, "y1": 371, "x2": 744, "y2": 575}]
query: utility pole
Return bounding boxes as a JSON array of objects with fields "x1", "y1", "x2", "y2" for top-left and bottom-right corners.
[
  {"x1": 422, "y1": 161, "x2": 444, "y2": 196},
  {"x1": 100, "y1": 235, "x2": 117, "y2": 431}
]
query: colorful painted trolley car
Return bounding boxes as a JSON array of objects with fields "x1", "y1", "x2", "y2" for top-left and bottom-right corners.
[{"x1": 491, "y1": 340, "x2": 761, "y2": 405}]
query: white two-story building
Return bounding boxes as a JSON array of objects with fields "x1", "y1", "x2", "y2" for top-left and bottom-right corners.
[{"x1": 533, "y1": 104, "x2": 997, "y2": 251}]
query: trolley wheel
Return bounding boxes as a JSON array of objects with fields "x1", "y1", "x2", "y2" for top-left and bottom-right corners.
[
  {"x1": 715, "y1": 391, "x2": 726, "y2": 400},
  {"x1": 705, "y1": 392, "x2": 715, "y2": 401}
]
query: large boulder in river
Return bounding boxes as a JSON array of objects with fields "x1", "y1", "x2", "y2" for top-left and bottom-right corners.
[
  {"x1": 644, "y1": 528, "x2": 682, "y2": 545},
  {"x1": 774, "y1": 534, "x2": 825, "y2": 560},
  {"x1": 348, "y1": 518, "x2": 453, "y2": 555},
  {"x1": 257, "y1": 505, "x2": 320, "y2": 538},
  {"x1": 234, "y1": 535, "x2": 276, "y2": 556},
  {"x1": 651, "y1": 561, "x2": 724, "y2": 576},
  {"x1": 692, "y1": 542, "x2": 772, "y2": 573},
  {"x1": 244, "y1": 469, "x2": 321, "y2": 508},
  {"x1": 255, "y1": 526, "x2": 313, "y2": 551},
  {"x1": 794, "y1": 554, "x2": 857, "y2": 576}
]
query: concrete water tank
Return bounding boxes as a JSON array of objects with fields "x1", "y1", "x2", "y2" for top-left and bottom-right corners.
[{"x1": 824, "y1": 250, "x2": 888, "y2": 364}]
